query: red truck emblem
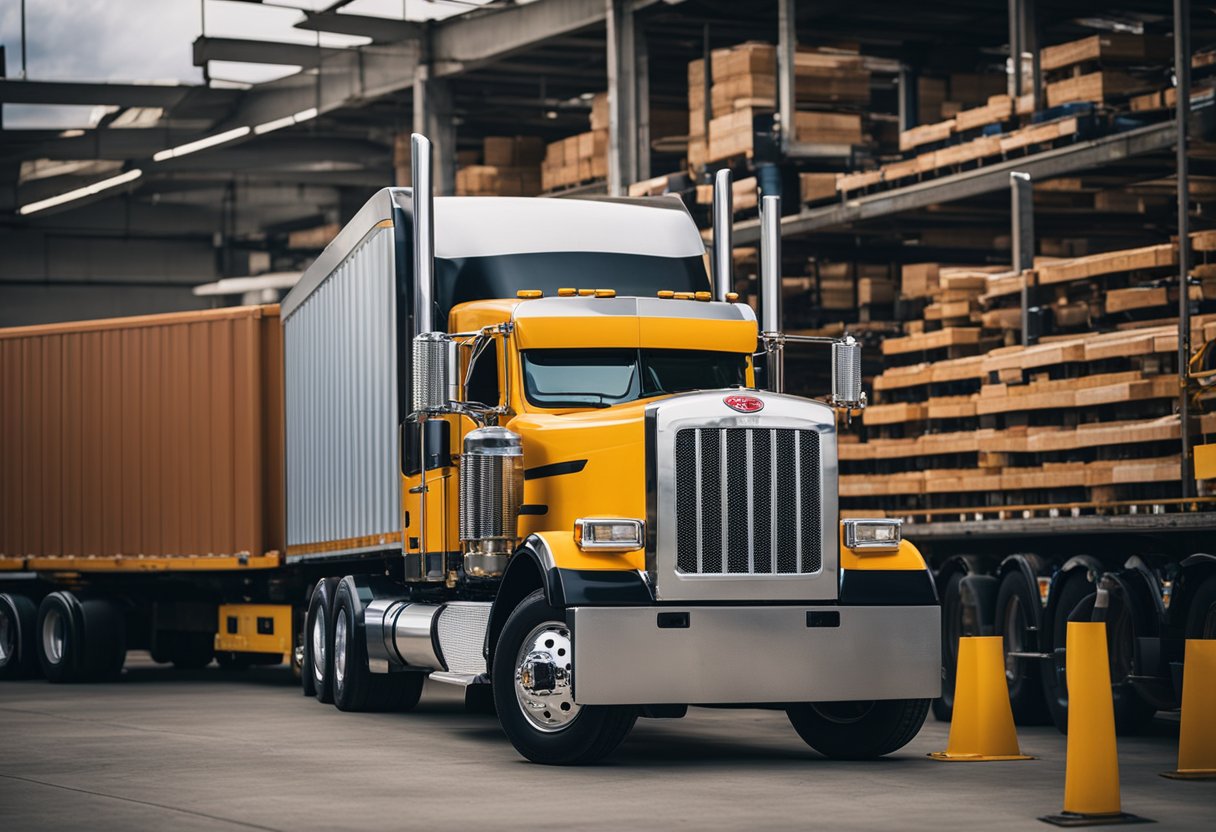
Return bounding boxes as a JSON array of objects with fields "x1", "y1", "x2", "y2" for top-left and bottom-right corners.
[{"x1": 723, "y1": 395, "x2": 764, "y2": 413}]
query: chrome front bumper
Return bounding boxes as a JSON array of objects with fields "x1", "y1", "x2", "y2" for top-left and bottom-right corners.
[{"x1": 568, "y1": 604, "x2": 941, "y2": 706}]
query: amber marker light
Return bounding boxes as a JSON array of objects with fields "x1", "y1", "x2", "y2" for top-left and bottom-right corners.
[{"x1": 516, "y1": 290, "x2": 543, "y2": 299}]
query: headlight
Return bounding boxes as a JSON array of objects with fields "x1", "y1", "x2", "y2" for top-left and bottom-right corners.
[
  {"x1": 574, "y1": 518, "x2": 645, "y2": 551},
  {"x1": 842, "y1": 518, "x2": 902, "y2": 551}
]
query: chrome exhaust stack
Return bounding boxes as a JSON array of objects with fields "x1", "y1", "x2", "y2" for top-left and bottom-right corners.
[
  {"x1": 759, "y1": 193, "x2": 783, "y2": 393},
  {"x1": 711, "y1": 169, "x2": 734, "y2": 302},
  {"x1": 411, "y1": 133, "x2": 436, "y2": 335}
]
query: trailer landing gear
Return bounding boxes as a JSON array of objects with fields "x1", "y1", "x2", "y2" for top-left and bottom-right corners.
[{"x1": 492, "y1": 590, "x2": 637, "y2": 765}]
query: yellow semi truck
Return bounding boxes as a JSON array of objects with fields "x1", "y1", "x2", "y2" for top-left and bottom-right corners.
[{"x1": 0, "y1": 135, "x2": 940, "y2": 764}]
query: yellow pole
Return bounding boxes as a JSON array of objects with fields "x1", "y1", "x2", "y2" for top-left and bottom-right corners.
[
  {"x1": 1041, "y1": 606, "x2": 1150, "y2": 825},
  {"x1": 929, "y1": 636, "x2": 1032, "y2": 761},
  {"x1": 1163, "y1": 638, "x2": 1216, "y2": 780}
]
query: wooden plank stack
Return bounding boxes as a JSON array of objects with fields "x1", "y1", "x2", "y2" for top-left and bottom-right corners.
[
  {"x1": 687, "y1": 41, "x2": 869, "y2": 166},
  {"x1": 455, "y1": 136, "x2": 544, "y2": 196},
  {"x1": 1041, "y1": 33, "x2": 1170, "y2": 108},
  {"x1": 541, "y1": 93, "x2": 609, "y2": 191},
  {"x1": 832, "y1": 235, "x2": 1216, "y2": 516}
]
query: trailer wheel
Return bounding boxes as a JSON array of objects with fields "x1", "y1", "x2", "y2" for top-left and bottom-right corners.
[
  {"x1": 331, "y1": 580, "x2": 420, "y2": 712},
  {"x1": 1041, "y1": 575, "x2": 1155, "y2": 735},
  {"x1": 932, "y1": 571, "x2": 965, "y2": 721},
  {"x1": 0, "y1": 593, "x2": 39, "y2": 680},
  {"x1": 305, "y1": 578, "x2": 339, "y2": 703},
  {"x1": 491, "y1": 590, "x2": 637, "y2": 765},
  {"x1": 994, "y1": 571, "x2": 1050, "y2": 724},
  {"x1": 1184, "y1": 573, "x2": 1216, "y2": 639},
  {"x1": 36, "y1": 592, "x2": 126, "y2": 683},
  {"x1": 787, "y1": 698, "x2": 930, "y2": 760}
]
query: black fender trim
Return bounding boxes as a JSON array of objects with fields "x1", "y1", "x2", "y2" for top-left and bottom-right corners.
[{"x1": 839, "y1": 569, "x2": 938, "y2": 606}]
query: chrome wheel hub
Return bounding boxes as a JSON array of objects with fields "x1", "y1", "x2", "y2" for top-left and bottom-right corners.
[
  {"x1": 514, "y1": 621, "x2": 580, "y2": 732},
  {"x1": 42, "y1": 608, "x2": 65, "y2": 665},
  {"x1": 311, "y1": 606, "x2": 327, "y2": 684},
  {"x1": 334, "y1": 613, "x2": 347, "y2": 687}
]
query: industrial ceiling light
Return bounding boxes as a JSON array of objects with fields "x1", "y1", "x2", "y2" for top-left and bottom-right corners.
[
  {"x1": 153, "y1": 126, "x2": 251, "y2": 161},
  {"x1": 17, "y1": 169, "x2": 143, "y2": 215},
  {"x1": 253, "y1": 107, "x2": 319, "y2": 136}
]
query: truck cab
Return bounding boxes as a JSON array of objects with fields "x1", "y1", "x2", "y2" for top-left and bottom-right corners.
[{"x1": 282, "y1": 135, "x2": 940, "y2": 765}]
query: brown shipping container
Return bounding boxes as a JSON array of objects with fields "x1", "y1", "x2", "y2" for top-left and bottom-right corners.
[{"x1": 0, "y1": 305, "x2": 284, "y2": 562}]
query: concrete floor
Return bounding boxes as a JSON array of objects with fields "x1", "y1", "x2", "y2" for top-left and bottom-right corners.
[{"x1": 0, "y1": 655, "x2": 1213, "y2": 831}]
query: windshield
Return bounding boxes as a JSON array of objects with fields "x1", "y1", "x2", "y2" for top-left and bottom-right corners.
[{"x1": 522, "y1": 349, "x2": 748, "y2": 409}]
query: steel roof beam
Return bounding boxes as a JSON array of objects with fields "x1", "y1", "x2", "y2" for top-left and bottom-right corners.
[
  {"x1": 192, "y1": 36, "x2": 348, "y2": 69},
  {"x1": 732, "y1": 121, "x2": 1178, "y2": 242},
  {"x1": 0, "y1": 79, "x2": 231, "y2": 109}
]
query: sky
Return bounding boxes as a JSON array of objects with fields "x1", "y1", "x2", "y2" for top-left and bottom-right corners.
[{"x1": 1, "y1": 0, "x2": 491, "y2": 128}]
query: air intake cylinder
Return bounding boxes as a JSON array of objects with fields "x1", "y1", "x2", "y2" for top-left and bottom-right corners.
[{"x1": 459, "y1": 427, "x2": 524, "y2": 577}]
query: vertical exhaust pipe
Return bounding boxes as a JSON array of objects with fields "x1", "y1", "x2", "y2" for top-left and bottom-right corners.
[
  {"x1": 712, "y1": 169, "x2": 733, "y2": 302},
  {"x1": 760, "y1": 194, "x2": 783, "y2": 393},
  {"x1": 411, "y1": 133, "x2": 436, "y2": 334}
]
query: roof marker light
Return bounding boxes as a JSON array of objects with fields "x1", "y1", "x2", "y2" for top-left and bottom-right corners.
[
  {"x1": 593, "y1": 289, "x2": 616, "y2": 298},
  {"x1": 673, "y1": 291, "x2": 695, "y2": 300},
  {"x1": 578, "y1": 289, "x2": 595, "y2": 296},
  {"x1": 18, "y1": 168, "x2": 143, "y2": 216},
  {"x1": 695, "y1": 291, "x2": 711, "y2": 301},
  {"x1": 517, "y1": 290, "x2": 543, "y2": 299},
  {"x1": 726, "y1": 292, "x2": 740, "y2": 302},
  {"x1": 557, "y1": 287, "x2": 576, "y2": 297},
  {"x1": 657, "y1": 290, "x2": 675, "y2": 299},
  {"x1": 153, "y1": 126, "x2": 251, "y2": 161}
]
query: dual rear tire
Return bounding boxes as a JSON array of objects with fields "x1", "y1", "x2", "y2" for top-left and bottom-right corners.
[
  {"x1": 0, "y1": 593, "x2": 39, "y2": 679},
  {"x1": 304, "y1": 577, "x2": 423, "y2": 713},
  {"x1": 36, "y1": 592, "x2": 126, "y2": 683}
]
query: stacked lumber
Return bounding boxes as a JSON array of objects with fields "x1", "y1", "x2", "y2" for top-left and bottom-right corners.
[
  {"x1": 841, "y1": 319, "x2": 1216, "y2": 513},
  {"x1": 687, "y1": 41, "x2": 869, "y2": 166},
  {"x1": 455, "y1": 136, "x2": 544, "y2": 196},
  {"x1": 541, "y1": 93, "x2": 609, "y2": 191},
  {"x1": 839, "y1": 113, "x2": 1084, "y2": 196},
  {"x1": 980, "y1": 237, "x2": 1216, "y2": 339},
  {"x1": 1040, "y1": 33, "x2": 1169, "y2": 108}
]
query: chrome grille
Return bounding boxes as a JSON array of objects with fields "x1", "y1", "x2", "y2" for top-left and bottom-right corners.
[{"x1": 674, "y1": 428, "x2": 821, "y2": 575}]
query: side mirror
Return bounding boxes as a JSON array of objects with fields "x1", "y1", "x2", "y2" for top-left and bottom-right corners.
[
  {"x1": 831, "y1": 336, "x2": 865, "y2": 409},
  {"x1": 412, "y1": 332, "x2": 459, "y2": 413}
]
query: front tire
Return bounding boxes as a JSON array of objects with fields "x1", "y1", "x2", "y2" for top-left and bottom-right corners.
[
  {"x1": 491, "y1": 590, "x2": 637, "y2": 765},
  {"x1": 787, "y1": 699, "x2": 930, "y2": 760}
]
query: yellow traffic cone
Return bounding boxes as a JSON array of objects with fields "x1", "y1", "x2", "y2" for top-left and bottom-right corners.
[
  {"x1": 929, "y1": 635, "x2": 1034, "y2": 761},
  {"x1": 1162, "y1": 639, "x2": 1216, "y2": 780},
  {"x1": 1040, "y1": 620, "x2": 1150, "y2": 826}
]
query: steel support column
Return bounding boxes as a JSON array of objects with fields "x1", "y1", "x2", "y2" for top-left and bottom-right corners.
[
  {"x1": 606, "y1": 0, "x2": 637, "y2": 196},
  {"x1": 898, "y1": 66, "x2": 918, "y2": 133},
  {"x1": 777, "y1": 0, "x2": 797, "y2": 155},
  {"x1": 1007, "y1": 0, "x2": 1037, "y2": 105},
  {"x1": 413, "y1": 65, "x2": 455, "y2": 196},
  {"x1": 1176, "y1": 0, "x2": 1195, "y2": 494},
  {"x1": 636, "y1": 21, "x2": 651, "y2": 182},
  {"x1": 1011, "y1": 171, "x2": 1036, "y2": 346}
]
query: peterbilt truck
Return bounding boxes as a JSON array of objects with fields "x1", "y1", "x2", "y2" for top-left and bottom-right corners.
[
  {"x1": 0, "y1": 135, "x2": 940, "y2": 765},
  {"x1": 285, "y1": 135, "x2": 939, "y2": 763}
]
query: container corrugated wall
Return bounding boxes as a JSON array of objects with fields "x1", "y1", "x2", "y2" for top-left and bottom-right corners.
[
  {"x1": 282, "y1": 225, "x2": 400, "y2": 557},
  {"x1": 0, "y1": 306, "x2": 284, "y2": 560}
]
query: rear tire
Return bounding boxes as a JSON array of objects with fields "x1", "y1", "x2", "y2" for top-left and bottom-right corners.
[
  {"x1": 787, "y1": 698, "x2": 930, "y2": 760},
  {"x1": 331, "y1": 580, "x2": 423, "y2": 712},
  {"x1": 169, "y1": 632, "x2": 215, "y2": 670},
  {"x1": 1041, "y1": 573, "x2": 1156, "y2": 735},
  {"x1": 1184, "y1": 573, "x2": 1216, "y2": 639},
  {"x1": 36, "y1": 592, "x2": 126, "y2": 683},
  {"x1": 0, "y1": 593, "x2": 39, "y2": 680},
  {"x1": 306, "y1": 578, "x2": 338, "y2": 703},
  {"x1": 491, "y1": 590, "x2": 637, "y2": 765},
  {"x1": 993, "y1": 570, "x2": 1051, "y2": 724}
]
